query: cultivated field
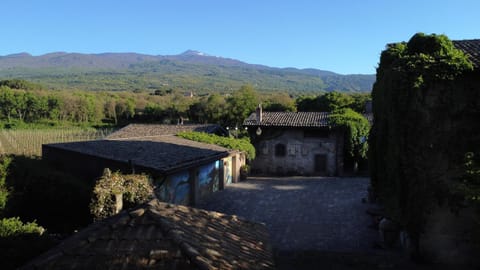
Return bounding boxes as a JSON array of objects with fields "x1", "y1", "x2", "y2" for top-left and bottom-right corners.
[{"x1": 0, "y1": 128, "x2": 113, "y2": 156}]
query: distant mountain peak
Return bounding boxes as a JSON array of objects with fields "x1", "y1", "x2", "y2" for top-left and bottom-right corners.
[
  {"x1": 180, "y1": 50, "x2": 210, "y2": 57},
  {"x1": 4, "y1": 52, "x2": 32, "y2": 58}
]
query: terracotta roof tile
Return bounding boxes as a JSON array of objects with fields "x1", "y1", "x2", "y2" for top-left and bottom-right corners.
[
  {"x1": 107, "y1": 124, "x2": 225, "y2": 139},
  {"x1": 453, "y1": 39, "x2": 480, "y2": 68},
  {"x1": 21, "y1": 199, "x2": 275, "y2": 270},
  {"x1": 243, "y1": 111, "x2": 330, "y2": 127}
]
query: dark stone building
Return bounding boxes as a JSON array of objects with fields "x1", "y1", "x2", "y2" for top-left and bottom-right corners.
[
  {"x1": 243, "y1": 107, "x2": 344, "y2": 176},
  {"x1": 370, "y1": 38, "x2": 480, "y2": 266},
  {"x1": 419, "y1": 39, "x2": 480, "y2": 265}
]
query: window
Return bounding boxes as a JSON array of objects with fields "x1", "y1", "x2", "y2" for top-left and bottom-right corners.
[{"x1": 275, "y1": 143, "x2": 286, "y2": 157}]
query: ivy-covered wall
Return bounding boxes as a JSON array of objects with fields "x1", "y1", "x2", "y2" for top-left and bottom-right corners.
[{"x1": 369, "y1": 33, "x2": 480, "y2": 260}]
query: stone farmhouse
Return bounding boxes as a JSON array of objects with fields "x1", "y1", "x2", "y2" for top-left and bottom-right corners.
[
  {"x1": 21, "y1": 199, "x2": 274, "y2": 270},
  {"x1": 243, "y1": 106, "x2": 345, "y2": 176},
  {"x1": 42, "y1": 124, "x2": 246, "y2": 206}
]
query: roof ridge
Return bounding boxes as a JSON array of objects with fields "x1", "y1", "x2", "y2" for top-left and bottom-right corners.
[
  {"x1": 107, "y1": 134, "x2": 176, "y2": 141},
  {"x1": 453, "y1": 38, "x2": 480, "y2": 42}
]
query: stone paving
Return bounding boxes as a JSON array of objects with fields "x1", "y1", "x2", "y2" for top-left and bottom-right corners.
[{"x1": 196, "y1": 176, "x2": 379, "y2": 252}]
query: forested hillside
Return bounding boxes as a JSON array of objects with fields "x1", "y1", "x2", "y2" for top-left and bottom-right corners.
[
  {"x1": 0, "y1": 79, "x2": 370, "y2": 129},
  {"x1": 0, "y1": 51, "x2": 375, "y2": 94}
]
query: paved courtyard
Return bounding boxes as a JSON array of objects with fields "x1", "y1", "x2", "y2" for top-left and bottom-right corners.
[
  {"x1": 197, "y1": 176, "x2": 378, "y2": 252},
  {"x1": 196, "y1": 177, "x2": 473, "y2": 269}
]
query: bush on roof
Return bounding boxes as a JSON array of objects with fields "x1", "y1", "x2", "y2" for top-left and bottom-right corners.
[{"x1": 177, "y1": 131, "x2": 256, "y2": 161}]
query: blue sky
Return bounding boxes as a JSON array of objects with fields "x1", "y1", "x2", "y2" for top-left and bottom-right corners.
[{"x1": 1, "y1": 0, "x2": 479, "y2": 74}]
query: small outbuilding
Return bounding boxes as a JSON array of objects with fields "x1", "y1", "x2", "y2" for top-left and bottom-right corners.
[{"x1": 42, "y1": 124, "x2": 245, "y2": 206}]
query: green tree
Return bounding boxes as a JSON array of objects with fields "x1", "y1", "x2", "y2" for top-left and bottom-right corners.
[
  {"x1": 46, "y1": 95, "x2": 61, "y2": 120},
  {"x1": 205, "y1": 94, "x2": 228, "y2": 124},
  {"x1": 0, "y1": 86, "x2": 16, "y2": 122},
  {"x1": 319, "y1": 92, "x2": 354, "y2": 111},
  {"x1": 297, "y1": 92, "x2": 370, "y2": 113},
  {"x1": 188, "y1": 100, "x2": 207, "y2": 123},
  {"x1": 350, "y1": 93, "x2": 372, "y2": 113},
  {"x1": 115, "y1": 98, "x2": 136, "y2": 122},
  {"x1": 227, "y1": 84, "x2": 259, "y2": 126},
  {"x1": 296, "y1": 95, "x2": 320, "y2": 111},
  {"x1": 13, "y1": 92, "x2": 27, "y2": 121},
  {"x1": 0, "y1": 79, "x2": 43, "y2": 91},
  {"x1": 263, "y1": 93, "x2": 296, "y2": 112}
]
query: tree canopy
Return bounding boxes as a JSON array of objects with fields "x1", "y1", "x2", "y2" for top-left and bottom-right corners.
[
  {"x1": 296, "y1": 91, "x2": 370, "y2": 113},
  {"x1": 226, "y1": 84, "x2": 259, "y2": 127}
]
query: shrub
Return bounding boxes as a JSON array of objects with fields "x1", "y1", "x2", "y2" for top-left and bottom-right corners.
[
  {"x1": 240, "y1": 164, "x2": 250, "y2": 180},
  {"x1": 0, "y1": 217, "x2": 55, "y2": 270},
  {"x1": 90, "y1": 168, "x2": 154, "y2": 221},
  {"x1": 177, "y1": 131, "x2": 256, "y2": 161},
  {"x1": 0, "y1": 155, "x2": 11, "y2": 213},
  {"x1": 0, "y1": 217, "x2": 44, "y2": 237}
]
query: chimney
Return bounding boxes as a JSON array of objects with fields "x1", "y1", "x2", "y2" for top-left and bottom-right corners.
[{"x1": 256, "y1": 104, "x2": 262, "y2": 123}]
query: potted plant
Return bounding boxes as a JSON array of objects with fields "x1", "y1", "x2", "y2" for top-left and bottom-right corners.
[{"x1": 240, "y1": 164, "x2": 250, "y2": 180}]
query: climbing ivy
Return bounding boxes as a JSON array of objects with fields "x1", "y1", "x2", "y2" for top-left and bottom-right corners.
[
  {"x1": 369, "y1": 33, "x2": 477, "y2": 246},
  {"x1": 90, "y1": 168, "x2": 154, "y2": 221},
  {"x1": 328, "y1": 108, "x2": 369, "y2": 166},
  {"x1": 456, "y1": 153, "x2": 480, "y2": 210}
]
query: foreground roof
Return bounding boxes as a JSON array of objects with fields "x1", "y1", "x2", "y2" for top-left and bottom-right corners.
[
  {"x1": 453, "y1": 39, "x2": 480, "y2": 68},
  {"x1": 45, "y1": 135, "x2": 230, "y2": 174},
  {"x1": 243, "y1": 111, "x2": 330, "y2": 128},
  {"x1": 107, "y1": 124, "x2": 224, "y2": 139},
  {"x1": 21, "y1": 199, "x2": 274, "y2": 270}
]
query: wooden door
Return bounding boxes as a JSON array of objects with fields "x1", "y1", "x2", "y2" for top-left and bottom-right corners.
[{"x1": 314, "y1": 154, "x2": 327, "y2": 174}]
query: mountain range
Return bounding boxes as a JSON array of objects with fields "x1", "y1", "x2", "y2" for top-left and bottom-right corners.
[{"x1": 0, "y1": 50, "x2": 375, "y2": 94}]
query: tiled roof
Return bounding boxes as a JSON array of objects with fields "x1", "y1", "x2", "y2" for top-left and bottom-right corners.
[
  {"x1": 21, "y1": 199, "x2": 275, "y2": 270},
  {"x1": 453, "y1": 39, "x2": 480, "y2": 68},
  {"x1": 243, "y1": 112, "x2": 330, "y2": 128},
  {"x1": 45, "y1": 135, "x2": 230, "y2": 174},
  {"x1": 107, "y1": 124, "x2": 224, "y2": 139}
]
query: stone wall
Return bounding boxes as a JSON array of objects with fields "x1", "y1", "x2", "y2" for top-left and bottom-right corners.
[
  {"x1": 42, "y1": 145, "x2": 136, "y2": 184},
  {"x1": 251, "y1": 128, "x2": 343, "y2": 176},
  {"x1": 420, "y1": 206, "x2": 480, "y2": 266}
]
